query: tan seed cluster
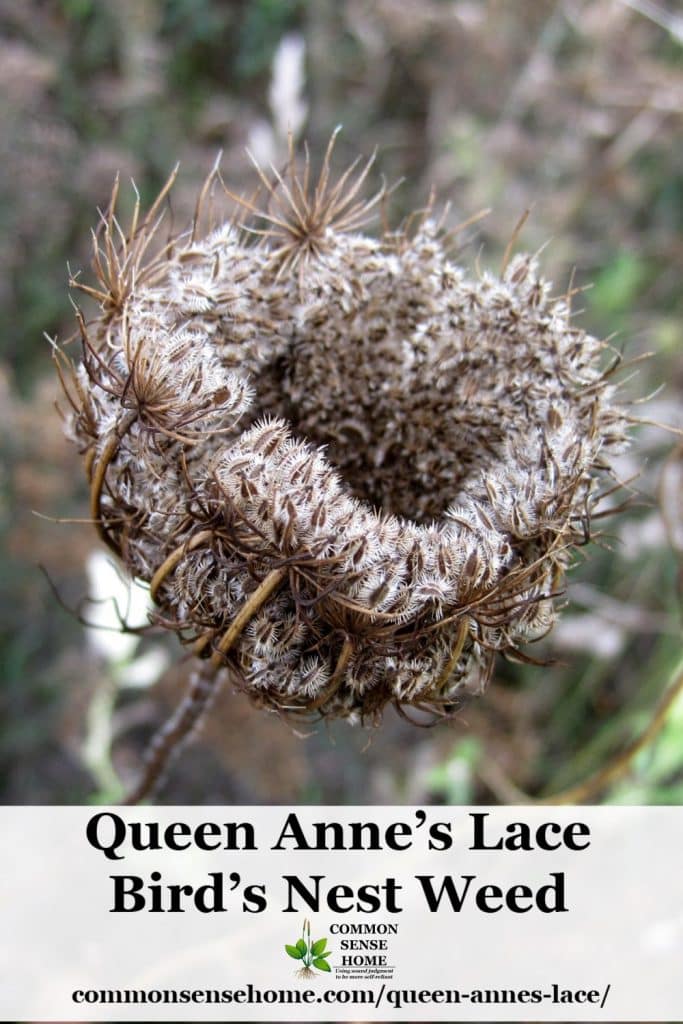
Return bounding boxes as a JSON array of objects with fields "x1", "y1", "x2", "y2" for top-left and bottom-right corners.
[{"x1": 56, "y1": 136, "x2": 629, "y2": 799}]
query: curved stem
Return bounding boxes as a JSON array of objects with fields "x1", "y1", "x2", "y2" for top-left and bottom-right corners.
[
  {"x1": 123, "y1": 567, "x2": 287, "y2": 804},
  {"x1": 539, "y1": 662, "x2": 683, "y2": 805},
  {"x1": 208, "y1": 568, "x2": 287, "y2": 670},
  {"x1": 122, "y1": 661, "x2": 222, "y2": 805},
  {"x1": 475, "y1": 661, "x2": 683, "y2": 806},
  {"x1": 191, "y1": 632, "x2": 214, "y2": 657},
  {"x1": 308, "y1": 637, "x2": 353, "y2": 712},
  {"x1": 89, "y1": 410, "x2": 137, "y2": 552},
  {"x1": 149, "y1": 530, "x2": 214, "y2": 603},
  {"x1": 435, "y1": 616, "x2": 469, "y2": 692}
]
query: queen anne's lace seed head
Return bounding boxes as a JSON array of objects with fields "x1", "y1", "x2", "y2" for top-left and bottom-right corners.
[{"x1": 58, "y1": 135, "x2": 630, "y2": 727}]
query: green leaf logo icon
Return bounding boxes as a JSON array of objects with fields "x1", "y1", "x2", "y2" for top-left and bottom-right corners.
[{"x1": 285, "y1": 919, "x2": 333, "y2": 978}]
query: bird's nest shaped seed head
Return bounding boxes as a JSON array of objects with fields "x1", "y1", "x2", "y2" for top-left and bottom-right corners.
[{"x1": 58, "y1": 134, "x2": 630, "y2": 723}]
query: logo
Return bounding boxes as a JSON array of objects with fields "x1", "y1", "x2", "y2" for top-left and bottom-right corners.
[{"x1": 284, "y1": 918, "x2": 332, "y2": 978}]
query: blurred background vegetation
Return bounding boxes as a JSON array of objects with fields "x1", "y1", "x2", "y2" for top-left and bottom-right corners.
[{"x1": 0, "y1": 0, "x2": 681, "y2": 805}]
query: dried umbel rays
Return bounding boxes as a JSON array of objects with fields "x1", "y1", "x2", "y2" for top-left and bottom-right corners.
[{"x1": 57, "y1": 135, "x2": 629, "y2": 801}]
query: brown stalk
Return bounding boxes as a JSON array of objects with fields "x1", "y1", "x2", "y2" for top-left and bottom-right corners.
[
  {"x1": 123, "y1": 566, "x2": 287, "y2": 804},
  {"x1": 539, "y1": 664, "x2": 683, "y2": 805},
  {"x1": 149, "y1": 530, "x2": 215, "y2": 603},
  {"x1": 89, "y1": 410, "x2": 137, "y2": 553},
  {"x1": 208, "y1": 567, "x2": 287, "y2": 670},
  {"x1": 307, "y1": 636, "x2": 354, "y2": 712},
  {"x1": 434, "y1": 616, "x2": 470, "y2": 692}
]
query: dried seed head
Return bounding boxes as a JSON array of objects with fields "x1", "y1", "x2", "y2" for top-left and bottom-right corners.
[
  {"x1": 227, "y1": 127, "x2": 384, "y2": 280},
  {"x1": 60, "y1": 136, "x2": 630, "y2": 736}
]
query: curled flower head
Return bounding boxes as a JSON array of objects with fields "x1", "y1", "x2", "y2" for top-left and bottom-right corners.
[{"x1": 57, "y1": 136, "x2": 630, "y2": 800}]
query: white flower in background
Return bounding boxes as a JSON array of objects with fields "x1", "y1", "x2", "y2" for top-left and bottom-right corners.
[
  {"x1": 552, "y1": 613, "x2": 626, "y2": 660},
  {"x1": 246, "y1": 118, "x2": 277, "y2": 167},
  {"x1": 86, "y1": 550, "x2": 170, "y2": 687},
  {"x1": 618, "y1": 512, "x2": 668, "y2": 561},
  {"x1": 81, "y1": 550, "x2": 170, "y2": 797},
  {"x1": 85, "y1": 549, "x2": 156, "y2": 670},
  {"x1": 118, "y1": 645, "x2": 171, "y2": 689},
  {"x1": 247, "y1": 33, "x2": 307, "y2": 165},
  {"x1": 269, "y1": 33, "x2": 307, "y2": 143}
]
